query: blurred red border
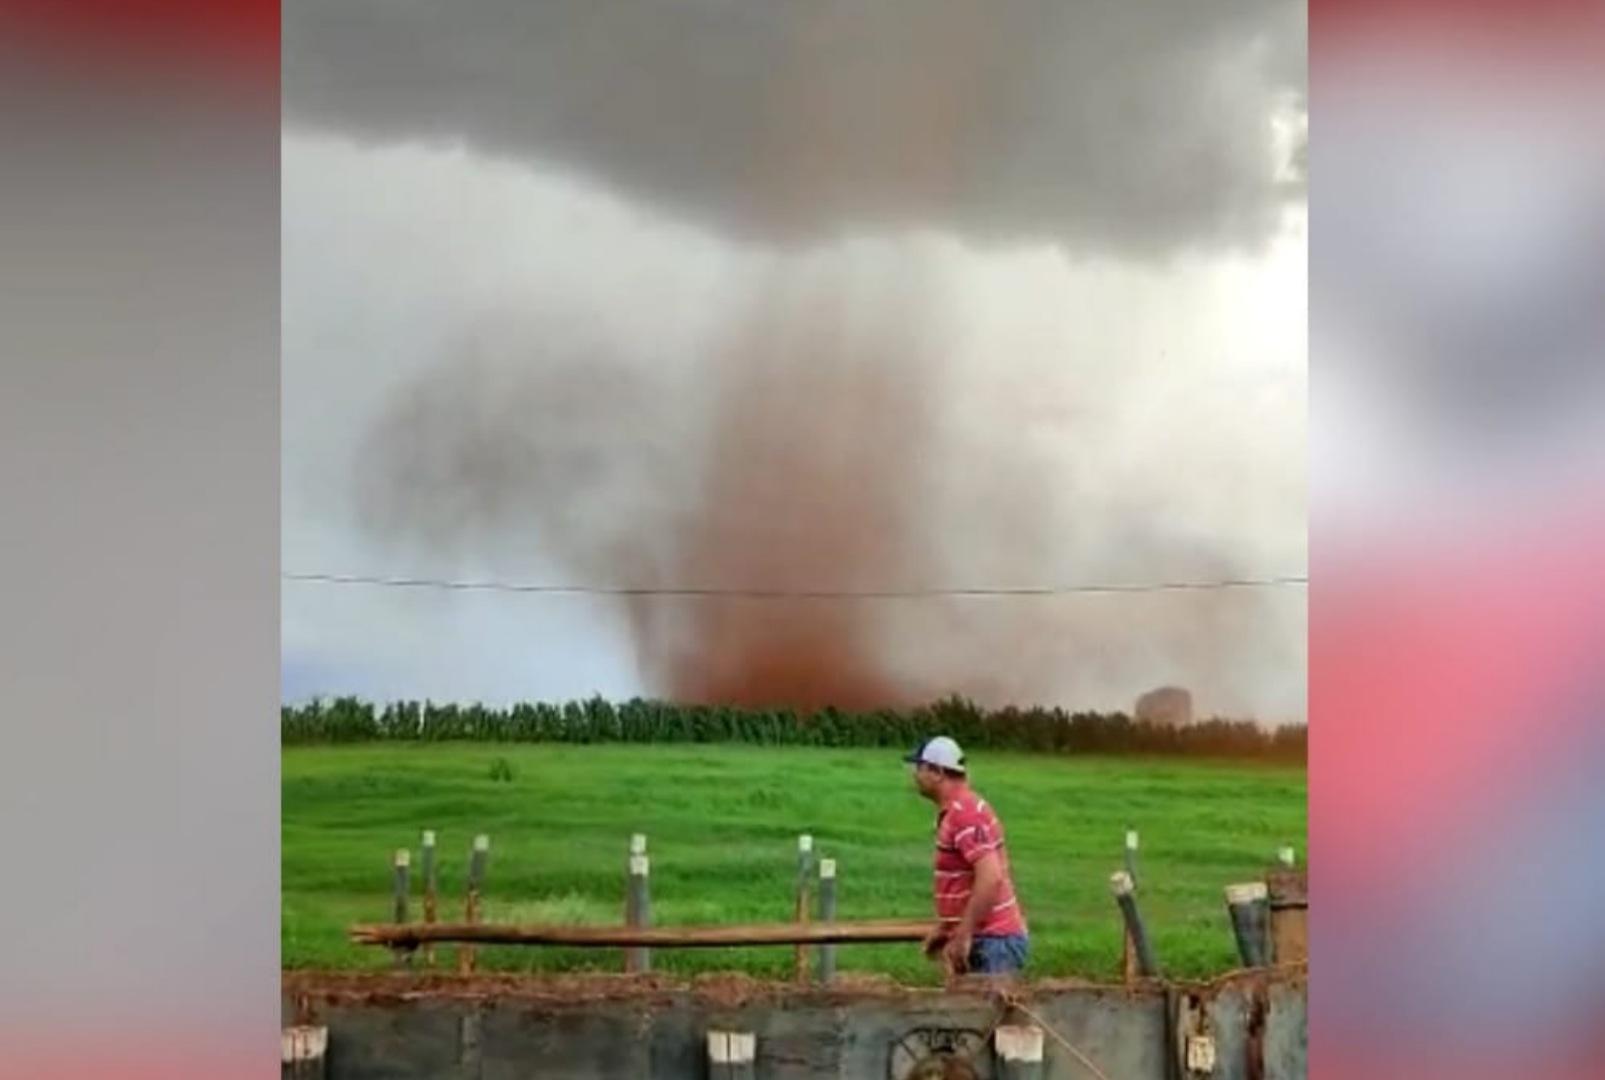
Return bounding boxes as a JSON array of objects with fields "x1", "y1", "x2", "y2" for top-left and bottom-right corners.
[{"x1": 0, "y1": 0, "x2": 277, "y2": 70}]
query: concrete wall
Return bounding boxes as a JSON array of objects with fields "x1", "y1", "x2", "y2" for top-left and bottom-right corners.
[{"x1": 284, "y1": 969, "x2": 1305, "y2": 1079}]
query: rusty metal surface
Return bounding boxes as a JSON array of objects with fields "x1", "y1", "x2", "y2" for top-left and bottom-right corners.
[{"x1": 1264, "y1": 870, "x2": 1308, "y2": 908}]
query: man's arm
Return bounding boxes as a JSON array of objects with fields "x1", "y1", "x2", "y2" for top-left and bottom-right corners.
[{"x1": 942, "y1": 851, "x2": 1002, "y2": 972}]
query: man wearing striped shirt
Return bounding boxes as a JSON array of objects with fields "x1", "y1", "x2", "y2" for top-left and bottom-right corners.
[{"x1": 905, "y1": 736, "x2": 1029, "y2": 976}]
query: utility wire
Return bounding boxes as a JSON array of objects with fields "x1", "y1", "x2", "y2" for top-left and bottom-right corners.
[{"x1": 282, "y1": 571, "x2": 1307, "y2": 600}]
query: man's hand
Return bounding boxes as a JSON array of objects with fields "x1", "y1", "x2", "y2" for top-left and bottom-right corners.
[
  {"x1": 942, "y1": 925, "x2": 973, "y2": 975},
  {"x1": 922, "y1": 925, "x2": 949, "y2": 958}
]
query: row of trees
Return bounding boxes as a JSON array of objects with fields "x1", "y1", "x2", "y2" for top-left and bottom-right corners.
[{"x1": 281, "y1": 695, "x2": 1306, "y2": 762}]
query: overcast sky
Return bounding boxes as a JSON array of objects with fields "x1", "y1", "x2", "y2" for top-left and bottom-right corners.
[{"x1": 282, "y1": 0, "x2": 1308, "y2": 721}]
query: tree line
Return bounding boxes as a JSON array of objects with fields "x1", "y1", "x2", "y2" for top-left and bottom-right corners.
[{"x1": 281, "y1": 695, "x2": 1307, "y2": 762}]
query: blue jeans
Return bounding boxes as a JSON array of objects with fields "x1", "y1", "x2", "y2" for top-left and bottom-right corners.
[{"x1": 969, "y1": 933, "x2": 1029, "y2": 975}]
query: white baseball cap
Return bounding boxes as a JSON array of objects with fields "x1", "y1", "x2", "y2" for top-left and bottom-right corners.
[{"x1": 903, "y1": 735, "x2": 966, "y2": 773}]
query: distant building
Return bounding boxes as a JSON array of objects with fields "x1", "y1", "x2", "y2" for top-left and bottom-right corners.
[{"x1": 1135, "y1": 685, "x2": 1193, "y2": 727}]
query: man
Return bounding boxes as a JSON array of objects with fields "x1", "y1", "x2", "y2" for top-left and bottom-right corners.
[{"x1": 904, "y1": 735, "x2": 1029, "y2": 977}]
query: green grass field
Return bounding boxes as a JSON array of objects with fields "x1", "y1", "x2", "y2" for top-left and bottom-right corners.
[{"x1": 283, "y1": 743, "x2": 1305, "y2": 984}]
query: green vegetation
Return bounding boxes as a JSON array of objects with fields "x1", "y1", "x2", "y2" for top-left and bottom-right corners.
[
  {"x1": 283, "y1": 742, "x2": 1306, "y2": 983},
  {"x1": 282, "y1": 696, "x2": 1307, "y2": 763}
]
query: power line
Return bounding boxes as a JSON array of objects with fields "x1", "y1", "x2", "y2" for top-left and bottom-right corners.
[{"x1": 281, "y1": 570, "x2": 1308, "y2": 600}]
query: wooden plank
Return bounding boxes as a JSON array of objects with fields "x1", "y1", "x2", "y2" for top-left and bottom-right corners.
[{"x1": 351, "y1": 917, "x2": 934, "y2": 949}]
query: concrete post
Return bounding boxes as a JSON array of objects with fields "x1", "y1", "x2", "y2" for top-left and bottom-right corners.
[
  {"x1": 391, "y1": 849, "x2": 410, "y2": 970},
  {"x1": 794, "y1": 834, "x2": 814, "y2": 983},
  {"x1": 1110, "y1": 870, "x2": 1157, "y2": 977},
  {"x1": 1225, "y1": 882, "x2": 1271, "y2": 967},
  {"x1": 994, "y1": 1025, "x2": 1045, "y2": 1080},
  {"x1": 459, "y1": 834, "x2": 489, "y2": 974},
  {"x1": 816, "y1": 858, "x2": 837, "y2": 985},
  {"x1": 625, "y1": 836, "x2": 651, "y2": 974},
  {"x1": 707, "y1": 1031, "x2": 757, "y2": 1080},
  {"x1": 420, "y1": 830, "x2": 437, "y2": 968},
  {"x1": 281, "y1": 1025, "x2": 328, "y2": 1080},
  {"x1": 1122, "y1": 829, "x2": 1141, "y2": 984}
]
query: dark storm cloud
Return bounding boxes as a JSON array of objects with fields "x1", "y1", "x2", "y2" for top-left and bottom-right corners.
[{"x1": 283, "y1": 0, "x2": 1305, "y2": 255}]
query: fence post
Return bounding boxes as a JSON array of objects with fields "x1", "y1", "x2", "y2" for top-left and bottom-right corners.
[
  {"x1": 794, "y1": 834, "x2": 814, "y2": 984},
  {"x1": 816, "y1": 858, "x2": 837, "y2": 985},
  {"x1": 1110, "y1": 870, "x2": 1157, "y2": 977},
  {"x1": 1225, "y1": 882, "x2": 1271, "y2": 967},
  {"x1": 1266, "y1": 867, "x2": 1308, "y2": 965},
  {"x1": 994, "y1": 1025, "x2": 1046, "y2": 1080},
  {"x1": 459, "y1": 834, "x2": 489, "y2": 975},
  {"x1": 707, "y1": 1031, "x2": 757, "y2": 1080},
  {"x1": 281, "y1": 1025, "x2": 328, "y2": 1080},
  {"x1": 391, "y1": 849, "x2": 411, "y2": 970},
  {"x1": 1121, "y1": 828, "x2": 1141, "y2": 984},
  {"x1": 420, "y1": 830, "x2": 438, "y2": 968},
  {"x1": 625, "y1": 834, "x2": 651, "y2": 974}
]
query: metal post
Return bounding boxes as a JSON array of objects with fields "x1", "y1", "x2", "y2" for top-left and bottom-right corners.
[
  {"x1": 626, "y1": 834, "x2": 651, "y2": 974},
  {"x1": 816, "y1": 858, "x2": 837, "y2": 984},
  {"x1": 1110, "y1": 870, "x2": 1157, "y2": 977}
]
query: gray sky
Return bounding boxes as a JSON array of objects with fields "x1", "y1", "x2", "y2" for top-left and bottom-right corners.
[{"x1": 282, "y1": 1, "x2": 1308, "y2": 720}]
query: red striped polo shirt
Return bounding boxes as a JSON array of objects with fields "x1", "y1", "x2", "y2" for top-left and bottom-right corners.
[{"x1": 932, "y1": 787, "x2": 1027, "y2": 936}]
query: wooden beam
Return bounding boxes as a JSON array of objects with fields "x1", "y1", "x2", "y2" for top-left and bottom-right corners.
[{"x1": 351, "y1": 917, "x2": 933, "y2": 950}]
